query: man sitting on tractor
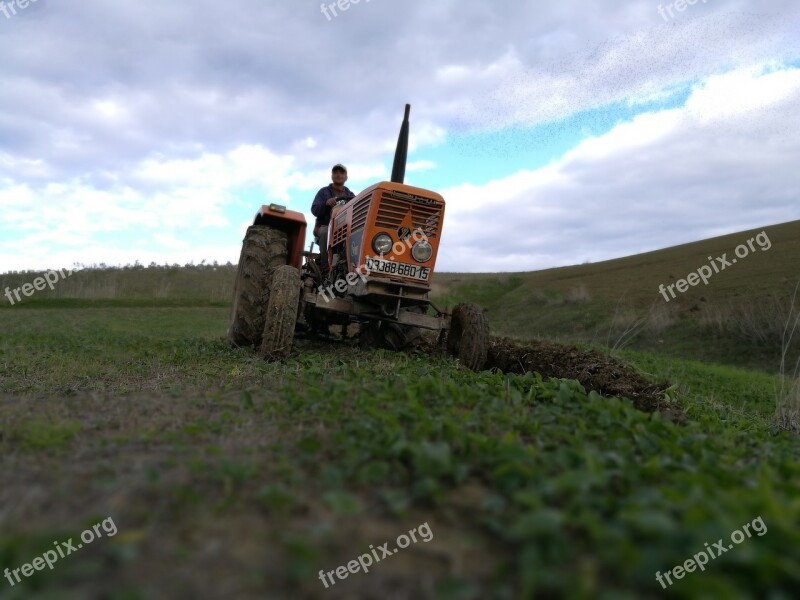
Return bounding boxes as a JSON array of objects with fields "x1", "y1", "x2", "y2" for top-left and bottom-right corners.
[{"x1": 311, "y1": 163, "x2": 355, "y2": 272}]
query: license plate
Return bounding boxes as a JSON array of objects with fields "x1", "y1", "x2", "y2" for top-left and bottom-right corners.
[{"x1": 365, "y1": 256, "x2": 431, "y2": 281}]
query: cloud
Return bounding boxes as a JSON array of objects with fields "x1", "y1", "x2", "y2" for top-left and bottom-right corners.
[
  {"x1": 0, "y1": 0, "x2": 798, "y2": 272},
  {"x1": 438, "y1": 64, "x2": 800, "y2": 271},
  {"x1": 407, "y1": 160, "x2": 436, "y2": 172}
]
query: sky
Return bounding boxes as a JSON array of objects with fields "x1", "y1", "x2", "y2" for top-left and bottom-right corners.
[{"x1": 0, "y1": 0, "x2": 798, "y2": 273}]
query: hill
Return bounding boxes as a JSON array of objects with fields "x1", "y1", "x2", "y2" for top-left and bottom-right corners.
[
  {"x1": 3, "y1": 219, "x2": 798, "y2": 371},
  {"x1": 433, "y1": 219, "x2": 800, "y2": 371},
  {"x1": 436, "y1": 219, "x2": 800, "y2": 307}
]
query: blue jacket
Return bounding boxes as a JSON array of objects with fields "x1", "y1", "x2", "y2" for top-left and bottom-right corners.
[{"x1": 311, "y1": 184, "x2": 355, "y2": 226}]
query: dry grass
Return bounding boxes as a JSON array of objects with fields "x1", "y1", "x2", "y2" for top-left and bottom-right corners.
[
  {"x1": 565, "y1": 284, "x2": 592, "y2": 304},
  {"x1": 776, "y1": 283, "x2": 800, "y2": 433},
  {"x1": 0, "y1": 262, "x2": 237, "y2": 303},
  {"x1": 605, "y1": 300, "x2": 679, "y2": 353},
  {"x1": 776, "y1": 381, "x2": 800, "y2": 433},
  {"x1": 606, "y1": 296, "x2": 647, "y2": 353},
  {"x1": 700, "y1": 296, "x2": 794, "y2": 346},
  {"x1": 645, "y1": 301, "x2": 677, "y2": 334}
]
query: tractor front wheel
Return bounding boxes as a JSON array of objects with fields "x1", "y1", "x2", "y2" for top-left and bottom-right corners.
[
  {"x1": 447, "y1": 303, "x2": 489, "y2": 371},
  {"x1": 228, "y1": 226, "x2": 289, "y2": 347},
  {"x1": 260, "y1": 265, "x2": 301, "y2": 361}
]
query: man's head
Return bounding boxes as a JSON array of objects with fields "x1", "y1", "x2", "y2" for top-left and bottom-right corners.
[{"x1": 331, "y1": 164, "x2": 347, "y2": 186}]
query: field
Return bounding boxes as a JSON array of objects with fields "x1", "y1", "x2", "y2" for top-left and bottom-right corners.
[{"x1": 1, "y1": 221, "x2": 800, "y2": 599}]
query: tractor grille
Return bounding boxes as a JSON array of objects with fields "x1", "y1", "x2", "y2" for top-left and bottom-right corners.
[
  {"x1": 351, "y1": 193, "x2": 372, "y2": 231},
  {"x1": 376, "y1": 191, "x2": 442, "y2": 239},
  {"x1": 332, "y1": 223, "x2": 348, "y2": 245}
]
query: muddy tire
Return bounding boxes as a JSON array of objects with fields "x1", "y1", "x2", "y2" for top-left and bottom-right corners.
[
  {"x1": 228, "y1": 226, "x2": 289, "y2": 346},
  {"x1": 358, "y1": 321, "x2": 384, "y2": 350},
  {"x1": 260, "y1": 265, "x2": 301, "y2": 361},
  {"x1": 447, "y1": 303, "x2": 489, "y2": 371},
  {"x1": 383, "y1": 323, "x2": 409, "y2": 351}
]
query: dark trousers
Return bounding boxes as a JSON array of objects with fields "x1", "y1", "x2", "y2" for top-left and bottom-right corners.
[{"x1": 315, "y1": 225, "x2": 329, "y2": 270}]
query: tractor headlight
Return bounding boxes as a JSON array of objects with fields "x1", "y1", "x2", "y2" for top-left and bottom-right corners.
[
  {"x1": 411, "y1": 240, "x2": 433, "y2": 262},
  {"x1": 372, "y1": 233, "x2": 393, "y2": 255}
]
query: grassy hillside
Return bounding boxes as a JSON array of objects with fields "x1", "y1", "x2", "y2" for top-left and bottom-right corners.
[
  {"x1": 3, "y1": 220, "x2": 797, "y2": 373},
  {"x1": 1, "y1": 304, "x2": 799, "y2": 598},
  {"x1": 0, "y1": 262, "x2": 235, "y2": 304},
  {"x1": 3, "y1": 220, "x2": 796, "y2": 306},
  {"x1": 434, "y1": 219, "x2": 800, "y2": 306},
  {"x1": 431, "y1": 220, "x2": 800, "y2": 371},
  {"x1": 1, "y1": 221, "x2": 799, "y2": 597}
]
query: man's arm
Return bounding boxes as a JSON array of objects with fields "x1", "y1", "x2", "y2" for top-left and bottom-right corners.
[{"x1": 311, "y1": 187, "x2": 331, "y2": 218}]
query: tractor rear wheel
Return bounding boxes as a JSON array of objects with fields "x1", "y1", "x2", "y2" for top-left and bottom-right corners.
[
  {"x1": 260, "y1": 265, "x2": 301, "y2": 361},
  {"x1": 447, "y1": 303, "x2": 489, "y2": 371},
  {"x1": 228, "y1": 226, "x2": 288, "y2": 347}
]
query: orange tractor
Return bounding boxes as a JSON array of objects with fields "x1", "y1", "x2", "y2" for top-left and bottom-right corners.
[{"x1": 227, "y1": 105, "x2": 488, "y2": 370}]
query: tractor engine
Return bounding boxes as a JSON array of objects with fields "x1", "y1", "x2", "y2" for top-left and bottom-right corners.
[{"x1": 327, "y1": 242, "x2": 348, "y2": 293}]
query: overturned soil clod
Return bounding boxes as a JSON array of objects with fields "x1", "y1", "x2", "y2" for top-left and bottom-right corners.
[
  {"x1": 480, "y1": 337, "x2": 682, "y2": 422},
  {"x1": 310, "y1": 331, "x2": 683, "y2": 422}
]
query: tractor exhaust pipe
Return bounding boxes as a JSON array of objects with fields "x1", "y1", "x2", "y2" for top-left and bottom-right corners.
[{"x1": 390, "y1": 104, "x2": 410, "y2": 184}]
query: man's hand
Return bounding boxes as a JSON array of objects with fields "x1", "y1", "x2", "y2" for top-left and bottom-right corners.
[{"x1": 326, "y1": 197, "x2": 337, "y2": 207}]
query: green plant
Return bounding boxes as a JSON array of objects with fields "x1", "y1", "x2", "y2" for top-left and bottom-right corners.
[{"x1": 776, "y1": 282, "x2": 800, "y2": 432}]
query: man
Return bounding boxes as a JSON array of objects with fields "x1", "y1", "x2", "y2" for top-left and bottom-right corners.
[{"x1": 311, "y1": 164, "x2": 355, "y2": 271}]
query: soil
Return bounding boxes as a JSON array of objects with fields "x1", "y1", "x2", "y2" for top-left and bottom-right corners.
[{"x1": 419, "y1": 334, "x2": 684, "y2": 423}]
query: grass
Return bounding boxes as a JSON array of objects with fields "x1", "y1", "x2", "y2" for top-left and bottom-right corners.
[
  {"x1": 616, "y1": 348, "x2": 782, "y2": 430},
  {"x1": 1, "y1": 303, "x2": 799, "y2": 598},
  {"x1": 2, "y1": 220, "x2": 800, "y2": 597},
  {"x1": 10, "y1": 418, "x2": 83, "y2": 450},
  {"x1": 4, "y1": 220, "x2": 799, "y2": 372},
  {"x1": 0, "y1": 263, "x2": 235, "y2": 304},
  {"x1": 427, "y1": 220, "x2": 800, "y2": 372}
]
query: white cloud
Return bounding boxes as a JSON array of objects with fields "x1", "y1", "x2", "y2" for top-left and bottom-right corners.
[
  {"x1": 0, "y1": 0, "x2": 798, "y2": 273},
  {"x1": 407, "y1": 160, "x2": 436, "y2": 172},
  {"x1": 437, "y1": 64, "x2": 800, "y2": 271}
]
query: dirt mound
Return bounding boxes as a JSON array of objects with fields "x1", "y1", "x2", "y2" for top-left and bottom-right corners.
[
  {"x1": 414, "y1": 333, "x2": 682, "y2": 422},
  {"x1": 301, "y1": 330, "x2": 683, "y2": 423},
  {"x1": 484, "y1": 337, "x2": 683, "y2": 422}
]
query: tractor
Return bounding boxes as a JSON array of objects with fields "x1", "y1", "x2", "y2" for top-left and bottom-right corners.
[{"x1": 227, "y1": 104, "x2": 489, "y2": 370}]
